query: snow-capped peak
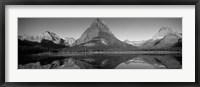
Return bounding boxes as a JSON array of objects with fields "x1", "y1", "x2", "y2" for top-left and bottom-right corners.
[
  {"x1": 152, "y1": 27, "x2": 181, "y2": 40},
  {"x1": 18, "y1": 34, "x2": 43, "y2": 42},
  {"x1": 124, "y1": 39, "x2": 145, "y2": 46},
  {"x1": 42, "y1": 31, "x2": 60, "y2": 42},
  {"x1": 62, "y1": 37, "x2": 76, "y2": 46},
  {"x1": 18, "y1": 31, "x2": 76, "y2": 46}
]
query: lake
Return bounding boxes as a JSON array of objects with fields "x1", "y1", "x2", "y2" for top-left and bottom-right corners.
[{"x1": 18, "y1": 54, "x2": 182, "y2": 69}]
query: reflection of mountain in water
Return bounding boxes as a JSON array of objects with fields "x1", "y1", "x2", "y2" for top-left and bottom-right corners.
[
  {"x1": 18, "y1": 54, "x2": 182, "y2": 69},
  {"x1": 18, "y1": 18, "x2": 182, "y2": 69}
]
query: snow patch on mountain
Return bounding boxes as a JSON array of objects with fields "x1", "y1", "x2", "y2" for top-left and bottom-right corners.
[
  {"x1": 62, "y1": 37, "x2": 76, "y2": 46},
  {"x1": 124, "y1": 40, "x2": 145, "y2": 46}
]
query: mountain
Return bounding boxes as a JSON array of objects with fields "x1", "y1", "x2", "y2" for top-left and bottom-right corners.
[
  {"x1": 152, "y1": 27, "x2": 181, "y2": 40},
  {"x1": 63, "y1": 37, "x2": 76, "y2": 46},
  {"x1": 124, "y1": 40, "x2": 145, "y2": 47},
  {"x1": 124, "y1": 27, "x2": 182, "y2": 50},
  {"x1": 19, "y1": 31, "x2": 73, "y2": 46},
  {"x1": 72, "y1": 18, "x2": 135, "y2": 50},
  {"x1": 18, "y1": 31, "x2": 70, "y2": 54},
  {"x1": 141, "y1": 27, "x2": 182, "y2": 49},
  {"x1": 19, "y1": 20, "x2": 182, "y2": 52},
  {"x1": 156, "y1": 33, "x2": 181, "y2": 47},
  {"x1": 18, "y1": 34, "x2": 42, "y2": 42},
  {"x1": 42, "y1": 31, "x2": 65, "y2": 45}
]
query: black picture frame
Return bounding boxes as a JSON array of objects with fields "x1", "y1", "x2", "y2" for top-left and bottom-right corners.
[{"x1": 0, "y1": 0, "x2": 199, "y2": 87}]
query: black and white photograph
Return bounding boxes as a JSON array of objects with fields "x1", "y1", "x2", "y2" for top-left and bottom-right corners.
[{"x1": 18, "y1": 18, "x2": 182, "y2": 69}]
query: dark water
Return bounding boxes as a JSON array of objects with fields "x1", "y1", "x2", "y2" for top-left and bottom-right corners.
[{"x1": 18, "y1": 54, "x2": 182, "y2": 69}]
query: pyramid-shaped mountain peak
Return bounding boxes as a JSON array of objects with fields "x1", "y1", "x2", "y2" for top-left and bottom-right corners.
[
  {"x1": 90, "y1": 18, "x2": 109, "y2": 32},
  {"x1": 74, "y1": 18, "x2": 113, "y2": 45},
  {"x1": 73, "y1": 18, "x2": 132, "y2": 49}
]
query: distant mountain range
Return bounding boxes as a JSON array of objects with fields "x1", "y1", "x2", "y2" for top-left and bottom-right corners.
[
  {"x1": 18, "y1": 18, "x2": 182, "y2": 52},
  {"x1": 124, "y1": 40, "x2": 145, "y2": 47},
  {"x1": 19, "y1": 31, "x2": 76, "y2": 47}
]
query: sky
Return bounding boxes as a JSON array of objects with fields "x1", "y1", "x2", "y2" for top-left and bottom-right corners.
[{"x1": 18, "y1": 18, "x2": 182, "y2": 41}]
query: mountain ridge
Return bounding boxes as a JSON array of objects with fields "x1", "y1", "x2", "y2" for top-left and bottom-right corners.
[
  {"x1": 19, "y1": 31, "x2": 75, "y2": 46},
  {"x1": 19, "y1": 18, "x2": 182, "y2": 51},
  {"x1": 124, "y1": 27, "x2": 182, "y2": 49}
]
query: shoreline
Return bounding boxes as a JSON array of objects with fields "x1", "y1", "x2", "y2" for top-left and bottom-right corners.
[{"x1": 34, "y1": 51, "x2": 182, "y2": 56}]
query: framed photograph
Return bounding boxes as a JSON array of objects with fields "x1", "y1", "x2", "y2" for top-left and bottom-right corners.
[{"x1": 0, "y1": 0, "x2": 199, "y2": 87}]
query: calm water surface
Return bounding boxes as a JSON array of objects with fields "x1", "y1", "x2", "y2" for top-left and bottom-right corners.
[{"x1": 19, "y1": 54, "x2": 182, "y2": 69}]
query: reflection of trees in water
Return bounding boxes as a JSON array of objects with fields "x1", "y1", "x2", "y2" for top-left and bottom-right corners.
[{"x1": 49, "y1": 58, "x2": 95, "y2": 69}]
